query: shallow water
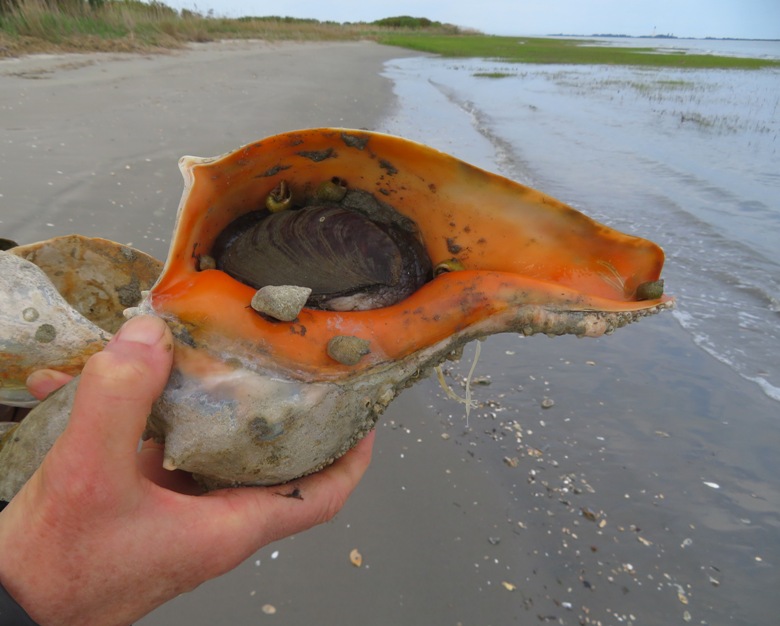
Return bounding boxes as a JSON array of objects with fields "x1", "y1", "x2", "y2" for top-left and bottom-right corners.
[
  {"x1": 379, "y1": 43, "x2": 780, "y2": 626},
  {"x1": 583, "y1": 36, "x2": 780, "y2": 61},
  {"x1": 381, "y1": 48, "x2": 780, "y2": 404}
]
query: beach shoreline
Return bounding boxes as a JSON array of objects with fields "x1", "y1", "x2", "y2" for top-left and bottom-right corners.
[
  {"x1": 0, "y1": 39, "x2": 419, "y2": 260},
  {"x1": 1, "y1": 40, "x2": 777, "y2": 625}
]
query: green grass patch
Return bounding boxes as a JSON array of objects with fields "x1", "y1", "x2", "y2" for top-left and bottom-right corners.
[
  {"x1": 376, "y1": 34, "x2": 780, "y2": 70},
  {"x1": 656, "y1": 79, "x2": 693, "y2": 87},
  {"x1": 472, "y1": 71, "x2": 515, "y2": 78}
]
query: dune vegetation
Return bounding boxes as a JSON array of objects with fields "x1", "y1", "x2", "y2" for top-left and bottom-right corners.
[
  {"x1": 1, "y1": 0, "x2": 777, "y2": 70},
  {"x1": 0, "y1": 2, "x2": 464, "y2": 57}
]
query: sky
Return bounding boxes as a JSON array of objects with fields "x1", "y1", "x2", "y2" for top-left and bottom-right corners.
[{"x1": 159, "y1": 0, "x2": 780, "y2": 40}]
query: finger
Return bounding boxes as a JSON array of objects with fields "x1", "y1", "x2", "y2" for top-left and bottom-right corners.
[
  {"x1": 261, "y1": 430, "x2": 376, "y2": 542},
  {"x1": 198, "y1": 430, "x2": 376, "y2": 566},
  {"x1": 288, "y1": 429, "x2": 376, "y2": 526},
  {"x1": 26, "y1": 369, "x2": 74, "y2": 400},
  {"x1": 61, "y1": 315, "x2": 174, "y2": 476}
]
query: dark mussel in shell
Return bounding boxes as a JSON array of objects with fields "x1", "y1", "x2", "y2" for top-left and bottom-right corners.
[{"x1": 213, "y1": 187, "x2": 432, "y2": 311}]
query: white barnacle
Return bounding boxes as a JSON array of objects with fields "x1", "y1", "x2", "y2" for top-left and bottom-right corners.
[{"x1": 250, "y1": 285, "x2": 312, "y2": 322}]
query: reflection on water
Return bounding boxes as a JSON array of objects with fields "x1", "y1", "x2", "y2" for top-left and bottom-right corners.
[{"x1": 382, "y1": 52, "x2": 780, "y2": 403}]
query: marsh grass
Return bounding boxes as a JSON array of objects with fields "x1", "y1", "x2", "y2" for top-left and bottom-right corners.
[
  {"x1": 541, "y1": 70, "x2": 776, "y2": 136},
  {"x1": 578, "y1": 77, "x2": 705, "y2": 99},
  {"x1": 472, "y1": 71, "x2": 515, "y2": 78},
  {"x1": 1, "y1": 1, "x2": 778, "y2": 71},
  {"x1": 378, "y1": 33, "x2": 780, "y2": 70}
]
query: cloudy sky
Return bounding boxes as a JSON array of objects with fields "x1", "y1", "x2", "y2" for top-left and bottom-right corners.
[{"x1": 161, "y1": 0, "x2": 779, "y2": 40}]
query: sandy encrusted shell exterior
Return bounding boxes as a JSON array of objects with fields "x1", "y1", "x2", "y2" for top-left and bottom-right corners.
[{"x1": 0, "y1": 236, "x2": 161, "y2": 407}]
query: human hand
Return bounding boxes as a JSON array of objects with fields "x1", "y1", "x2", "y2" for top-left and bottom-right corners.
[{"x1": 0, "y1": 315, "x2": 375, "y2": 626}]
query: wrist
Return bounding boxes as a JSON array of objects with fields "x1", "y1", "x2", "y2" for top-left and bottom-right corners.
[
  {"x1": 0, "y1": 494, "x2": 69, "y2": 626},
  {"x1": 0, "y1": 579, "x2": 40, "y2": 626},
  {"x1": 0, "y1": 500, "x2": 38, "y2": 625},
  {"x1": 0, "y1": 493, "x2": 148, "y2": 626}
]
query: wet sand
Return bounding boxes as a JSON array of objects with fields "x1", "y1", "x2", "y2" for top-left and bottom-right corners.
[{"x1": 1, "y1": 41, "x2": 777, "y2": 626}]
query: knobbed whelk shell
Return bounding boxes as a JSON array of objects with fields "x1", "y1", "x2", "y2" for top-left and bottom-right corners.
[
  {"x1": 0, "y1": 128, "x2": 672, "y2": 497},
  {"x1": 0, "y1": 236, "x2": 161, "y2": 407}
]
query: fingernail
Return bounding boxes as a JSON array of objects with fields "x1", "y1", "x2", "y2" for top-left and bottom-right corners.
[
  {"x1": 25, "y1": 369, "x2": 60, "y2": 389},
  {"x1": 114, "y1": 315, "x2": 166, "y2": 346}
]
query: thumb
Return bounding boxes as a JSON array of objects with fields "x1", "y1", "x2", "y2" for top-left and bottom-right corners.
[{"x1": 61, "y1": 315, "x2": 173, "y2": 475}]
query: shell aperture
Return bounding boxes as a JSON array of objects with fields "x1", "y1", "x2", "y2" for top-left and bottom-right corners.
[{"x1": 213, "y1": 192, "x2": 432, "y2": 311}]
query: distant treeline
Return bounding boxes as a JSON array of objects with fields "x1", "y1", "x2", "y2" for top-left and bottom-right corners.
[
  {"x1": 371, "y1": 16, "x2": 445, "y2": 29},
  {"x1": 236, "y1": 15, "x2": 454, "y2": 30},
  {"x1": 0, "y1": 2, "x2": 452, "y2": 32},
  {"x1": 235, "y1": 16, "x2": 328, "y2": 24}
]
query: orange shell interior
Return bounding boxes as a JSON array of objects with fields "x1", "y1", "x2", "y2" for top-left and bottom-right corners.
[{"x1": 150, "y1": 129, "x2": 669, "y2": 380}]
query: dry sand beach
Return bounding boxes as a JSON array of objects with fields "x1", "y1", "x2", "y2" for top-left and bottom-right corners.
[{"x1": 1, "y1": 40, "x2": 778, "y2": 625}]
